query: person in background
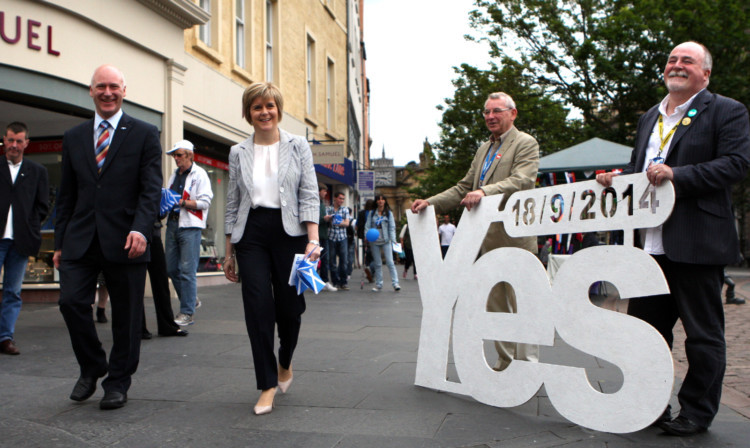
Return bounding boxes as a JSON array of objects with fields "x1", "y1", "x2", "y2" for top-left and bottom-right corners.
[
  {"x1": 437, "y1": 215, "x2": 456, "y2": 258},
  {"x1": 324, "y1": 192, "x2": 350, "y2": 291},
  {"x1": 355, "y1": 199, "x2": 375, "y2": 283},
  {"x1": 400, "y1": 222, "x2": 416, "y2": 280},
  {"x1": 317, "y1": 185, "x2": 336, "y2": 291},
  {"x1": 365, "y1": 194, "x2": 401, "y2": 292},
  {"x1": 165, "y1": 140, "x2": 213, "y2": 327},
  {"x1": 0, "y1": 121, "x2": 49, "y2": 355},
  {"x1": 223, "y1": 82, "x2": 320, "y2": 415}
]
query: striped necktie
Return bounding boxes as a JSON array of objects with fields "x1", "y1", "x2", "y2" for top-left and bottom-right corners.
[{"x1": 95, "y1": 121, "x2": 111, "y2": 173}]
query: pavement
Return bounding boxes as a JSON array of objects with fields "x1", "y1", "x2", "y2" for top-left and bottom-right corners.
[{"x1": 2, "y1": 266, "x2": 750, "y2": 447}]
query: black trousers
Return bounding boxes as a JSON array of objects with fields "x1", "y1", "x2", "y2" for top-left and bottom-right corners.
[
  {"x1": 59, "y1": 236, "x2": 146, "y2": 393},
  {"x1": 628, "y1": 255, "x2": 725, "y2": 427},
  {"x1": 147, "y1": 231, "x2": 181, "y2": 335},
  {"x1": 234, "y1": 207, "x2": 307, "y2": 390}
]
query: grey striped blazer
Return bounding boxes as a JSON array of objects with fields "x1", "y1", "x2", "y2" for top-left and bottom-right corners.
[{"x1": 225, "y1": 129, "x2": 319, "y2": 243}]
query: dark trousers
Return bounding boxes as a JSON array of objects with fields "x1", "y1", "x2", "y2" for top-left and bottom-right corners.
[
  {"x1": 147, "y1": 232, "x2": 181, "y2": 335},
  {"x1": 628, "y1": 255, "x2": 725, "y2": 427},
  {"x1": 59, "y1": 237, "x2": 146, "y2": 393},
  {"x1": 234, "y1": 207, "x2": 307, "y2": 390},
  {"x1": 403, "y1": 248, "x2": 416, "y2": 274},
  {"x1": 319, "y1": 238, "x2": 330, "y2": 282}
]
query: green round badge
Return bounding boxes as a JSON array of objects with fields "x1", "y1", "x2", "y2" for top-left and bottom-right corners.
[{"x1": 688, "y1": 109, "x2": 697, "y2": 117}]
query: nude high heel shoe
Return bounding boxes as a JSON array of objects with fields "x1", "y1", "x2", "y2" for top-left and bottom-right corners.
[
  {"x1": 278, "y1": 365, "x2": 293, "y2": 394},
  {"x1": 253, "y1": 388, "x2": 276, "y2": 415}
]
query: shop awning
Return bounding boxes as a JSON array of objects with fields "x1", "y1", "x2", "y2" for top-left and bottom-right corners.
[{"x1": 539, "y1": 138, "x2": 633, "y2": 173}]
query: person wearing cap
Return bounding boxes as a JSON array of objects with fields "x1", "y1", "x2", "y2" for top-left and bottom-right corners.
[{"x1": 165, "y1": 140, "x2": 213, "y2": 326}]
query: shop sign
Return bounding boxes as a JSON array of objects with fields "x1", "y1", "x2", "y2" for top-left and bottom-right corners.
[
  {"x1": 0, "y1": 11, "x2": 60, "y2": 56},
  {"x1": 311, "y1": 143, "x2": 344, "y2": 165},
  {"x1": 194, "y1": 153, "x2": 229, "y2": 171},
  {"x1": 25, "y1": 140, "x2": 62, "y2": 153}
]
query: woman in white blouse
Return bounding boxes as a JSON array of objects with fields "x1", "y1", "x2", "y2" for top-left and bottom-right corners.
[{"x1": 223, "y1": 82, "x2": 320, "y2": 415}]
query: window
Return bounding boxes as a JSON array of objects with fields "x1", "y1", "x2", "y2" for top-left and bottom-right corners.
[
  {"x1": 235, "y1": 0, "x2": 245, "y2": 67},
  {"x1": 327, "y1": 58, "x2": 335, "y2": 129},
  {"x1": 306, "y1": 35, "x2": 316, "y2": 115},
  {"x1": 199, "y1": 0, "x2": 211, "y2": 46},
  {"x1": 265, "y1": 0, "x2": 275, "y2": 81}
]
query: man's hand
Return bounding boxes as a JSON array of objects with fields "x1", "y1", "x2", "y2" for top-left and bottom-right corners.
[
  {"x1": 459, "y1": 189, "x2": 486, "y2": 211},
  {"x1": 647, "y1": 163, "x2": 673, "y2": 186},
  {"x1": 53, "y1": 250, "x2": 62, "y2": 268},
  {"x1": 125, "y1": 232, "x2": 147, "y2": 259},
  {"x1": 595, "y1": 172, "x2": 620, "y2": 187},
  {"x1": 410, "y1": 199, "x2": 430, "y2": 214}
]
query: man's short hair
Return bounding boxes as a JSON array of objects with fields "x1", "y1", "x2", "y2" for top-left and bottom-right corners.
[
  {"x1": 485, "y1": 92, "x2": 516, "y2": 110},
  {"x1": 688, "y1": 41, "x2": 713, "y2": 71},
  {"x1": 6, "y1": 121, "x2": 29, "y2": 138},
  {"x1": 334, "y1": 191, "x2": 345, "y2": 198}
]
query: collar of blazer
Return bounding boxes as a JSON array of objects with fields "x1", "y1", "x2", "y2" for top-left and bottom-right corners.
[
  {"x1": 86, "y1": 113, "x2": 133, "y2": 177},
  {"x1": 474, "y1": 126, "x2": 519, "y2": 187},
  {"x1": 237, "y1": 128, "x2": 294, "y2": 193},
  {"x1": 638, "y1": 89, "x2": 712, "y2": 168},
  {"x1": 0, "y1": 155, "x2": 26, "y2": 186}
]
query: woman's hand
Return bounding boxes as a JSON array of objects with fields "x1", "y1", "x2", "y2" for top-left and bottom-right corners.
[
  {"x1": 305, "y1": 242, "x2": 321, "y2": 261},
  {"x1": 223, "y1": 256, "x2": 239, "y2": 283}
]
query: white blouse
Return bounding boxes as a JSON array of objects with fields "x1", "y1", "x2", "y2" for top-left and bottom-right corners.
[{"x1": 251, "y1": 142, "x2": 281, "y2": 209}]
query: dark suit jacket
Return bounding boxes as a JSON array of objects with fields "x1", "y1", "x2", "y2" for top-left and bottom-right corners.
[
  {"x1": 55, "y1": 113, "x2": 162, "y2": 264},
  {"x1": 0, "y1": 155, "x2": 49, "y2": 256},
  {"x1": 625, "y1": 89, "x2": 750, "y2": 265}
]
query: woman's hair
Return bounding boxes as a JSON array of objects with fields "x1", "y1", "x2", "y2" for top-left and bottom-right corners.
[
  {"x1": 374, "y1": 194, "x2": 391, "y2": 215},
  {"x1": 242, "y1": 82, "x2": 284, "y2": 126}
]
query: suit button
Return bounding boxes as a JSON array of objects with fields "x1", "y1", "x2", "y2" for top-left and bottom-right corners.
[
  {"x1": 97, "y1": 185, "x2": 101, "y2": 189},
  {"x1": 280, "y1": 187, "x2": 285, "y2": 193},
  {"x1": 281, "y1": 200, "x2": 287, "y2": 207}
]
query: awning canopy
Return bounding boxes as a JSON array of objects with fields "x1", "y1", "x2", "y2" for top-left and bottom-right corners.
[{"x1": 539, "y1": 138, "x2": 632, "y2": 173}]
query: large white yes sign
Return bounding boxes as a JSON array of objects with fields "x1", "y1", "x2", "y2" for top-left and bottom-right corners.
[{"x1": 408, "y1": 173, "x2": 675, "y2": 433}]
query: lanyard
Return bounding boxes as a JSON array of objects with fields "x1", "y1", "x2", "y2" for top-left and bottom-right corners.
[
  {"x1": 479, "y1": 141, "x2": 502, "y2": 186},
  {"x1": 657, "y1": 115, "x2": 680, "y2": 157}
]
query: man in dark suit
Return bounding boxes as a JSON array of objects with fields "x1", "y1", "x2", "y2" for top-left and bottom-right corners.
[
  {"x1": 597, "y1": 41, "x2": 750, "y2": 436},
  {"x1": 54, "y1": 65, "x2": 162, "y2": 410},
  {"x1": 0, "y1": 122, "x2": 49, "y2": 355}
]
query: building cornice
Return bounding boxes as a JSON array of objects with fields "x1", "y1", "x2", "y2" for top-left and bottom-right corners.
[{"x1": 136, "y1": 0, "x2": 209, "y2": 29}]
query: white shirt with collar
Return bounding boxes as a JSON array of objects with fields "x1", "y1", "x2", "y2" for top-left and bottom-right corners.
[
  {"x1": 641, "y1": 89, "x2": 703, "y2": 255},
  {"x1": 2, "y1": 159, "x2": 22, "y2": 240},
  {"x1": 94, "y1": 109, "x2": 123, "y2": 144}
]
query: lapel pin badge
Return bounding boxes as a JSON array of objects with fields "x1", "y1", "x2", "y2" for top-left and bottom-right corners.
[
  {"x1": 687, "y1": 108, "x2": 697, "y2": 117},
  {"x1": 682, "y1": 117, "x2": 691, "y2": 126}
]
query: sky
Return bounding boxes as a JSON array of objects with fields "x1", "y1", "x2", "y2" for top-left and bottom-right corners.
[{"x1": 364, "y1": 0, "x2": 492, "y2": 166}]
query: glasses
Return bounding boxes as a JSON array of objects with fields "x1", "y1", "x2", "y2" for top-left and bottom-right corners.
[
  {"x1": 482, "y1": 107, "x2": 513, "y2": 116},
  {"x1": 172, "y1": 152, "x2": 188, "y2": 158}
]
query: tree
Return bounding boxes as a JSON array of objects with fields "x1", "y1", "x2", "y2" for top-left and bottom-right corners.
[
  {"x1": 469, "y1": 0, "x2": 750, "y2": 145},
  {"x1": 410, "y1": 57, "x2": 579, "y2": 201}
]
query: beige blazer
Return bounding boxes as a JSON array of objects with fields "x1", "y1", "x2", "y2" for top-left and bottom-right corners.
[
  {"x1": 427, "y1": 126, "x2": 539, "y2": 254},
  {"x1": 224, "y1": 129, "x2": 319, "y2": 243}
]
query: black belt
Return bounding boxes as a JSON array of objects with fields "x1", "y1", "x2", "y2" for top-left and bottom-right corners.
[{"x1": 168, "y1": 213, "x2": 180, "y2": 221}]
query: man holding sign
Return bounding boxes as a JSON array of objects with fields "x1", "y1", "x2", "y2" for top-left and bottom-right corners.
[
  {"x1": 411, "y1": 92, "x2": 540, "y2": 371},
  {"x1": 597, "y1": 41, "x2": 750, "y2": 436}
]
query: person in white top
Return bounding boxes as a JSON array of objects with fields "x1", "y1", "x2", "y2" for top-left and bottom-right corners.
[
  {"x1": 165, "y1": 140, "x2": 213, "y2": 326},
  {"x1": 223, "y1": 82, "x2": 321, "y2": 416},
  {"x1": 437, "y1": 215, "x2": 456, "y2": 258}
]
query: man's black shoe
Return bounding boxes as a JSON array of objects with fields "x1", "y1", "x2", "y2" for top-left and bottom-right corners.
[
  {"x1": 660, "y1": 415, "x2": 708, "y2": 436},
  {"x1": 141, "y1": 330, "x2": 153, "y2": 340},
  {"x1": 70, "y1": 376, "x2": 99, "y2": 402},
  {"x1": 650, "y1": 405, "x2": 671, "y2": 427},
  {"x1": 100, "y1": 391, "x2": 127, "y2": 410},
  {"x1": 726, "y1": 296, "x2": 746, "y2": 305}
]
